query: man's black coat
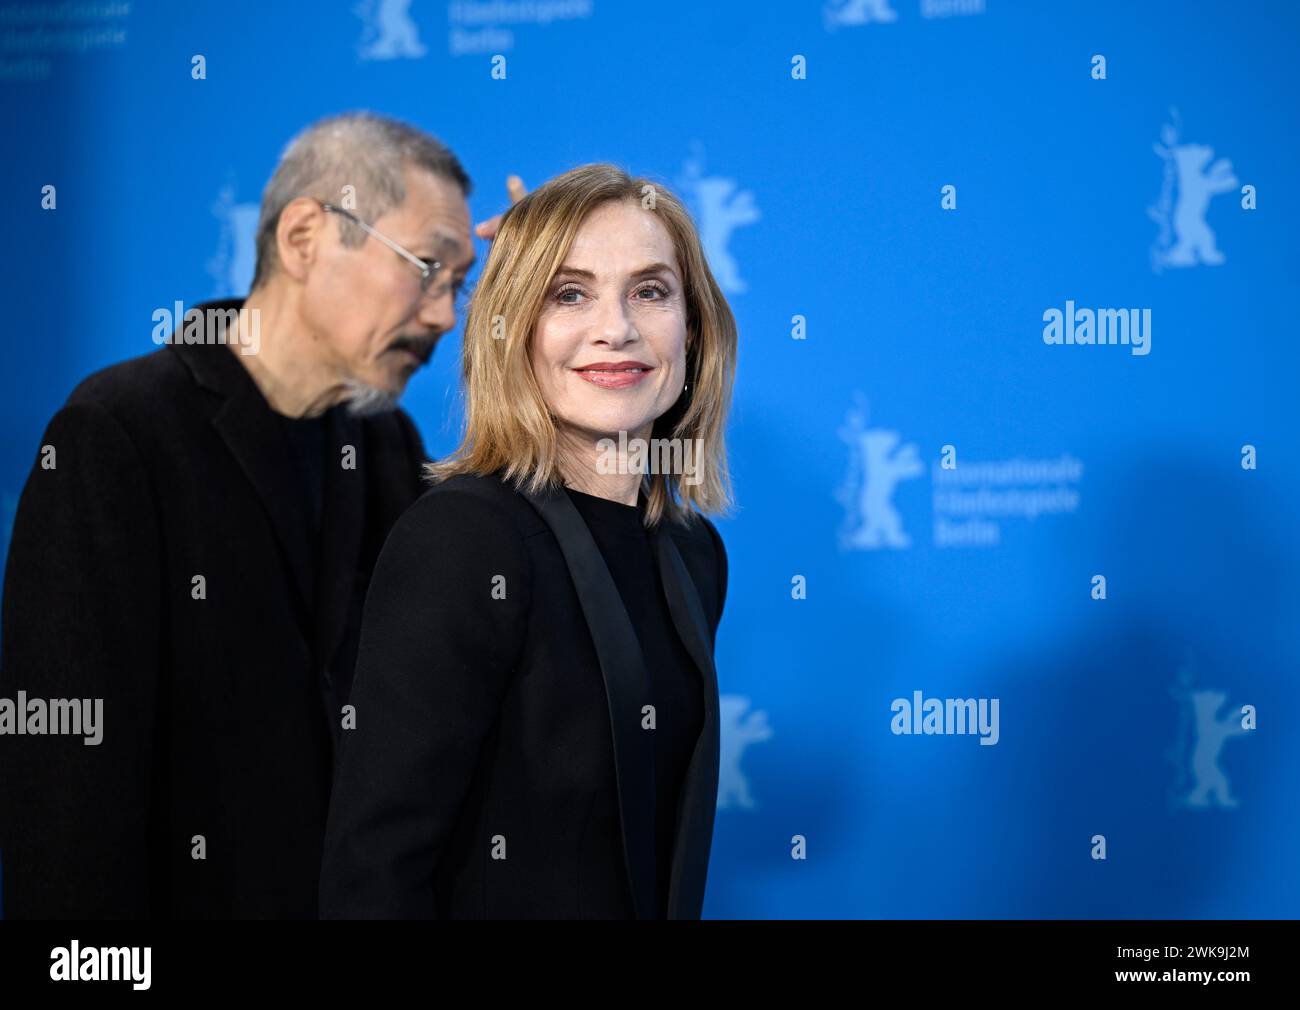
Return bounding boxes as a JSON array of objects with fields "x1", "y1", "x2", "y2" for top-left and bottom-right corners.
[{"x1": 0, "y1": 299, "x2": 428, "y2": 918}]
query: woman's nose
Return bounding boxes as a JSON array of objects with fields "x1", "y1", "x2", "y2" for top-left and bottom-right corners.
[{"x1": 596, "y1": 296, "x2": 637, "y2": 346}]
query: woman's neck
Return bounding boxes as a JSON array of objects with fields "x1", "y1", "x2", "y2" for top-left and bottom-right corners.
[{"x1": 557, "y1": 424, "x2": 648, "y2": 506}]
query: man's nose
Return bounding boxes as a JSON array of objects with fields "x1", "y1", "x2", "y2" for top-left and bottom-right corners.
[{"x1": 416, "y1": 287, "x2": 456, "y2": 333}]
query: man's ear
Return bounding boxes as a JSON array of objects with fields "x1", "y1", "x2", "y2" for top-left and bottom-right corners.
[{"x1": 275, "y1": 197, "x2": 327, "y2": 283}]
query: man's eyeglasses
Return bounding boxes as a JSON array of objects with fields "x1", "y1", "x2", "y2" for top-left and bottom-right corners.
[{"x1": 320, "y1": 202, "x2": 462, "y2": 302}]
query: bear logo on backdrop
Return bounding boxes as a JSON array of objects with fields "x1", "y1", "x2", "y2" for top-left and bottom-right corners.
[
  {"x1": 717, "y1": 696, "x2": 773, "y2": 811},
  {"x1": 837, "y1": 398, "x2": 923, "y2": 550},
  {"x1": 1148, "y1": 109, "x2": 1238, "y2": 272},
  {"x1": 824, "y1": 0, "x2": 899, "y2": 29},
  {"x1": 355, "y1": 0, "x2": 428, "y2": 61},
  {"x1": 678, "y1": 147, "x2": 761, "y2": 296},
  {"x1": 1166, "y1": 654, "x2": 1253, "y2": 811}
]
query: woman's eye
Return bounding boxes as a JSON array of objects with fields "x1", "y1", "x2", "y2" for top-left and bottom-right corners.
[
  {"x1": 555, "y1": 284, "x2": 584, "y2": 304},
  {"x1": 635, "y1": 282, "x2": 669, "y2": 300}
]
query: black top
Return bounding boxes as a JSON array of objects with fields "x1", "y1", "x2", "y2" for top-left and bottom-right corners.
[
  {"x1": 563, "y1": 486, "x2": 705, "y2": 919},
  {"x1": 277, "y1": 408, "x2": 329, "y2": 548}
]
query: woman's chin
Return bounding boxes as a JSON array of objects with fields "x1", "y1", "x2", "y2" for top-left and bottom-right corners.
[{"x1": 574, "y1": 417, "x2": 654, "y2": 444}]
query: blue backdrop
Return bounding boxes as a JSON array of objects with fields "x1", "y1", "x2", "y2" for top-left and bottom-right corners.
[{"x1": 2, "y1": 0, "x2": 1296, "y2": 918}]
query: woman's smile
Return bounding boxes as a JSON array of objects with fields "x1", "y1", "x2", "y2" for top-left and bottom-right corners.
[{"x1": 573, "y1": 359, "x2": 655, "y2": 389}]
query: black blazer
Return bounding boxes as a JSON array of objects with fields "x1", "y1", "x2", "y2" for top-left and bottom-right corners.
[
  {"x1": 0, "y1": 299, "x2": 428, "y2": 918},
  {"x1": 318, "y1": 472, "x2": 727, "y2": 919}
]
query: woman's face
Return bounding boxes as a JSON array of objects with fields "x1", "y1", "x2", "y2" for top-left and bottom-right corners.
[{"x1": 530, "y1": 199, "x2": 688, "y2": 448}]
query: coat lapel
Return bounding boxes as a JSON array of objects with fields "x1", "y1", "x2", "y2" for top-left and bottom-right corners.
[
  {"x1": 170, "y1": 323, "x2": 316, "y2": 639},
  {"x1": 521, "y1": 484, "x2": 659, "y2": 920},
  {"x1": 523, "y1": 483, "x2": 722, "y2": 920},
  {"x1": 169, "y1": 305, "x2": 367, "y2": 672},
  {"x1": 651, "y1": 526, "x2": 721, "y2": 920},
  {"x1": 208, "y1": 387, "x2": 316, "y2": 631}
]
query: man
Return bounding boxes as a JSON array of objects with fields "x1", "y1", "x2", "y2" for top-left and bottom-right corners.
[{"x1": 0, "y1": 112, "x2": 512, "y2": 918}]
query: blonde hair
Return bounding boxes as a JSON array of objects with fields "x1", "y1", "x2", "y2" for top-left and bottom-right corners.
[{"x1": 426, "y1": 163, "x2": 737, "y2": 526}]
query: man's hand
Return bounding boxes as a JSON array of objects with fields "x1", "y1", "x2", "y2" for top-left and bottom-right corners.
[{"x1": 473, "y1": 175, "x2": 527, "y2": 240}]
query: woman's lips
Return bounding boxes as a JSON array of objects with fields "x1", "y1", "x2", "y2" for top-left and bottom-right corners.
[{"x1": 574, "y1": 363, "x2": 654, "y2": 389}]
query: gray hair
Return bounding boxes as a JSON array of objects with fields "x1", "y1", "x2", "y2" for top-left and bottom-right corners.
[
  {"x1": 341, "y1": 376, "x2": 400, "y2": 417},
  {"x1": 250, "y1": 111, "x2": 471, "y2": 291}
]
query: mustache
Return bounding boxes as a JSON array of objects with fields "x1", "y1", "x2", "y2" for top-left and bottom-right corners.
[{"x1": 388, "y1": 333, "x2": 439, "y2": 365}]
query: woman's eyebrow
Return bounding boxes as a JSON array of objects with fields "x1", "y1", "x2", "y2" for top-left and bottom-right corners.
[
  {"x1": 552, "y1": 266, "x2": 597, "y2": 280},
  {"x1": 630, "y1": 261, "x2": 676, "y2": 278},
  {"x1": 552, "y1": 262, "x2": 676, "y2": 281}
]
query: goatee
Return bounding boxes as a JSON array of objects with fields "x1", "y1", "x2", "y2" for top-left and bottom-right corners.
[{"x1": 342, "y1": 377, "x2": 400, "y2": 417}]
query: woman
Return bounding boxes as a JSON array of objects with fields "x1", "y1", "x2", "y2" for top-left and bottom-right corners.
[{"x1": 318, "y1": 163, "x2": 737, "y2": 919}]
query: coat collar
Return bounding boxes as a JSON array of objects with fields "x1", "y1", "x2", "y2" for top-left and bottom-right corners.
[
  {"x1": 522, "y1": 483, "x2": 720, "y2": 920},
  {"x1": 651, "y1": 523, "x2": 721, "y2": 920},
  {"x1": 167, "y1": 300, "x2": 365, "y2": 676}
]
